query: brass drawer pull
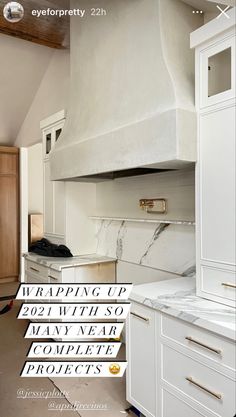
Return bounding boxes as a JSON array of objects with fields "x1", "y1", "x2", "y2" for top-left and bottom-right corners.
[
  {"x1": 49, "y1": 275, "x2": 58, "y2": 281},
  {"x1": 30, "y1": 267, "x2": 39, "y2": 273},
  {"x1": 222, "y1": 282, "x2": 236, "y2": 289},
  {"x1": 186, "y1": 377, "x2": 222, "y2": 400},
  {"x1": 185, "y1": 336, "x2": 221, "y2": 355},
  {"x1": 130, "y1": 312, "x2": 149, "y2": 323}
]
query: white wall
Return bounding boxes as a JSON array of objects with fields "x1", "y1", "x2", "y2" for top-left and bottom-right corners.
[
  {"x1": 65, "y1": 183, "x2": 97, "y2": 255},
  {"x1": 96, "y1": 168, "x2": 195, "y2": 221},
  {"x1": 0, "y1": 34, "x2": 52, "y2": 145},
  {"x1": 28, "y1": 143, "x2": 44, "y2": 214},
  {"x1": 15, "y1": 50, "x2": 70, "y2": 147}
]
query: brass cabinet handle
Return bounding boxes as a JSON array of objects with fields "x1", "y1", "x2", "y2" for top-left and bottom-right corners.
[
  {"x1": 222, "y1": 282, "x2": 236, "y2": 289},
  {"x1": 185, "y1": 336, "x2": 221, "y2": 355},
  {"x1": 130, "y1": 312, "x2": 149, "y2": 323},
  {"x1": 186, "y1": 377, "x2": 222, "y2": 400},
  {"x1": 49, "y1": 275, "x2": 58, "y2": 281},
  {"x1": 30, "y1": 267, "x2": 39, "y2": 273}
]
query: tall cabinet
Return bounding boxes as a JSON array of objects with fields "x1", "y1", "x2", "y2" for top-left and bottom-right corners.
[
  {"x1": 191, "y1": 9, "x2": 236, "y2": 307},
  {"x1": 0, "y1": 146, "x2": 19, "y2": 282},
  {"x1": 40, "y1": 110, "x2": 97, "y2": 256},
  {"x1": 40, "y1": 110, "x2": 66, "y2": 245}
]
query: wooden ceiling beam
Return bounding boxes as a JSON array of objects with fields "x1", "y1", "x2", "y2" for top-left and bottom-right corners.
[{"x1": 0, "y1": 0, "x2": 70, "y2": 49}]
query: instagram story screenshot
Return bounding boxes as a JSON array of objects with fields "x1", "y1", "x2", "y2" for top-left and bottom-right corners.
[{"x1": 0, "y1": 1, "x2": 235, "y2": 417}]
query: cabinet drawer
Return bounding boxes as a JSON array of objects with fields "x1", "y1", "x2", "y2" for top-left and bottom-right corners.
[
  {"x1": 201, "y1": 265, "x2": 236, "y2": 304},
  {"x1": 162, "y1": 345, "x2": 236, "y2": 417},
  {"x1": 48, "y1": 269, "x2": 61, "y2": 283},
  {"x1": 25, "y1": 271, "x2": 41, "y2": 284},
  {"x1": 26, "y1": 260, "x2": 49, "y2": 280},
  {"x1": 162, "y1": 389, "x2": 207, "y2": 417},
  {"x1": 161, "y1": 315, "x2": 236, "y2": 371},
  {"x1": 25, "y1": 272, "x2": 48, "y2": 286}
]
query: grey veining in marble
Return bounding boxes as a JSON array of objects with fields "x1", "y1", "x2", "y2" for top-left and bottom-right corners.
[
  {"x1": 24, "y1": 253, "x2": 116, "y2": 271},
  {"x1": 96, "y1": 219, "x2": 195, "y2": 276},
  {"x1": 130, "y1": 277, "x2": 236, "y2": 340}
]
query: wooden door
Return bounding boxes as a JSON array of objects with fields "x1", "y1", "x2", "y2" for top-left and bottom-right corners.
[{"x1": 0, "y1": 147, "x2": 19, "y2": 281}]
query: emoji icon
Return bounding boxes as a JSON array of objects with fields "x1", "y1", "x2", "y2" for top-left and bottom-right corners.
[{"x1": 109, "y1": 363, "x2": 120, "y2": 375}]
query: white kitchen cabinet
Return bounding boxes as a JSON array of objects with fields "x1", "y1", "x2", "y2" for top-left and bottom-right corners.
[
  {"x1": 40, "y1": 111, "x2": 66, "y2": 244},
  {"x1": 158, "y1": 314, "x2": 236, "y2": 417},
  {"x1": 126, "y1": 302, "x2": 157, "y2": 417},
  {"x1": 24, "y1": 255, "x2": 116, "y2": 328},
  {"x1": 24, "y1": 257, "x2": 116, "y2": 285},
  {"x1": 161, "y1": 344, "x2": 235, "y2": 417},
  {"x1": 191, "y1": 10, "x2": 236, "y2": 307},
  {"x1": 126, "y1": 303, "x2": 236, "y2": 417}
]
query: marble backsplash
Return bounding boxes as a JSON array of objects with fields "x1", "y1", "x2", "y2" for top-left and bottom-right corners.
[{"x1": 95, "y1": 219, "x2": 196, "y2": 278}]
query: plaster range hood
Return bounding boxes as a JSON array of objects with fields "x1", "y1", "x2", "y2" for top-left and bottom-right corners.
[{"x1": 50, "y1": 0, "x2": 202, "y2": 182}]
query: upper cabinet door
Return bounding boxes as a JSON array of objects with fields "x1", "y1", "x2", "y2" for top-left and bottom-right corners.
[
  {"x1": 200, "y1": 35, "x2": 235, "y2": 109},
  {"x1": 41, "y1": 110, "x2": 65, "y2": 160},
  {"x1": 199, "y1": 105, "x2": 235, "y2": 267}
]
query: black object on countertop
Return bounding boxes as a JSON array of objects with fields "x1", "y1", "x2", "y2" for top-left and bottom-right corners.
[{"x1": 29, "y1": 238, "x2": 73, "y2": 258}]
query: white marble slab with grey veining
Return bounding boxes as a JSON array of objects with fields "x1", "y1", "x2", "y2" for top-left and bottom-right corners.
[
  {"x1": 24, "y1": 253, "x2": 116, "y2": 271},
  {"x1": 96, "y1": 219, "x2": 196, "y2": 276},
  {"x1": 130, "y1": 277, "x2": 236, "y2": 340}
]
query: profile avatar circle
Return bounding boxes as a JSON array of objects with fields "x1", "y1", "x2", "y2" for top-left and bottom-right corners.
[{"x1": 3, "y1": 2, "x2": 24, "y2": 23}]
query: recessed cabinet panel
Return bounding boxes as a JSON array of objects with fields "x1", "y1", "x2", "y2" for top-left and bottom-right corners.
[
  {"x1": 0, "y1": 153, "x2": 18, "y2": 175},
  {"x1": 54, "y1": 180, "x2": 65, "y2": 236},
  {"x1": 200, "y1": 106, "x2": 235, "y2": 266},
  {"x1": 126, "y1": 303, "x2": 156, "y2": 417},
  {"x1": 44, "y1": 160, "x2": 54, "y2": 235},
  {"x1": 162, "y1": 389, "x2": 206, "y2": 417}
]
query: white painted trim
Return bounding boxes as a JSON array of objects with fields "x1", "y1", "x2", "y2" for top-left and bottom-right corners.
[
  {"x1": 190, "y1": 7, "x2": 236, "y2": 49},
  {"x1": 19, "y1": 148, "x2": 28, "y2": 283},
  {"x1": 40, "y1": 109, "x2": 66, "y2": 130}
]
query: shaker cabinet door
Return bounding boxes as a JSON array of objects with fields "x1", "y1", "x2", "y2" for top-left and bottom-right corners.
[
  {"x1": 126, "y1": 302, "x2": 157, "y2": 417},
  {"x1": 44, "y1": 159, "x2": 54, "y2": 235},
  {"x1": 199, "y1": 106, "x2": 235, "y2": 266}
]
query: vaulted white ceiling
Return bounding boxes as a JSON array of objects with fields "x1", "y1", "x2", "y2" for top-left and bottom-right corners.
[{"x1": 0, "y1": 34, "x2": 53, "y2": 146}]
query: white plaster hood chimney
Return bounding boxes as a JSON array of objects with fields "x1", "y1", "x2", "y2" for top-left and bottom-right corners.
[{"x1": 50, "y1": 0, "x2": 201, "y2": 181}]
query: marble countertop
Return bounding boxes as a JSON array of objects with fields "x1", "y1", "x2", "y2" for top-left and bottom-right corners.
[
  {"x1": 24, "y1": 253, "x2": 117, "y2": 271},
  {"x1": 130, "y1": 277, "x2": 236, "y2": 341}
]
